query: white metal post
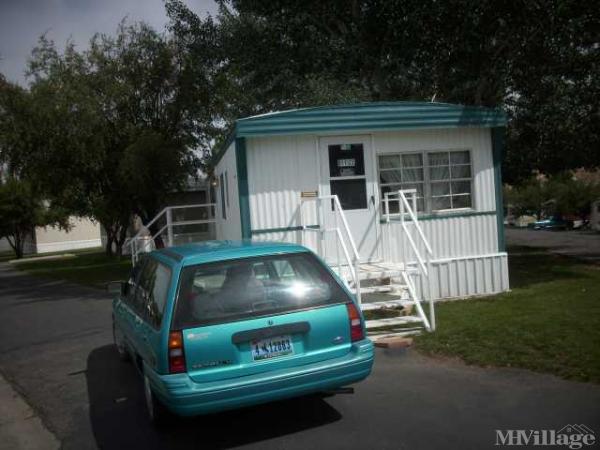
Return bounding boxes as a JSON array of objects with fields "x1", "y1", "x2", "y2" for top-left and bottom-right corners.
[
  {"x1": 354, "y1": 256, "x2": 361, "y2": 306},
  {"x1": 166, "y1": 208, "x2": 174, "y2": 247},
  {"x1": 317, "y1": 198, "x2": 325, "y2": 259},
  {"x1": 131, "y1": 239, "x2": 137, "y2": 265},
  {"x1": 428, "y1": 258, "x2": 435, "y2": 331},
  {"x1": 334, "y1": 205, "x2": 341, "y2": 277},
  {"x1": 299, "y1": 200, "x2": 304, "y2": 247}
]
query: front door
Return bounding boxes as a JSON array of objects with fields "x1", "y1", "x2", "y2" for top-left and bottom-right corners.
[{"x1": 319, "y1": 136, "x2": 380, "y2": 263}]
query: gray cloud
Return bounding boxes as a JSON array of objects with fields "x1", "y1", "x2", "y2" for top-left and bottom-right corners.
[{"x1": 0, "y1": 0, "x2": 218, "y2": 85}]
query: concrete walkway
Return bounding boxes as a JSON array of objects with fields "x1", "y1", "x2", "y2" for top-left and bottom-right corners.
[{"x1": 0, "y1": 372, "x2": 59, "y2": 450}]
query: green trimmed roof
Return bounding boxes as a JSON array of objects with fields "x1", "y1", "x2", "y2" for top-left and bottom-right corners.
[
  {"x1": 237, "y1": 101, "x2": 505, "y2": 137},
  {"x1": 213, "y1": 101, "x2": 506, "y2": 163}
]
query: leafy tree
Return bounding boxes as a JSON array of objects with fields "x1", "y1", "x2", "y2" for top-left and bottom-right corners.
[
  {"x1": 24, "y1": 22, "x2": 209, "y2": 256},
  {"x1": 0, "y1": 178, "x2": 68, "y2": 258},
  {"x1": 505, "y1": 172, "x2": 600, "y2": 219},
  {"x1": 119, "y1": 130, "x2": 196, "y2": 225},
  {"x1": 0, "y1": 76, "x2": 72, "y2": 258},
  {"x1": 505, "y1": 175, "x2": 554, "y2": 219},
  {"x1": 166, "y1": 0, "x2": 599, "y2": 179},
  {"x1": 553, "y1": 174, "x2": 600, "y2": 217}
]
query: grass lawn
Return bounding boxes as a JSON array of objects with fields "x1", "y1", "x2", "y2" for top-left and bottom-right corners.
[
  {"x1": 415, "y1": 246, "x2": 600, "y2": 383},
  {"x1": 0, "y1": 250, "x2": 17, "y2": 262},
  {"x1": 12, "y1": 249, "x2": 132, "y2": 288}
]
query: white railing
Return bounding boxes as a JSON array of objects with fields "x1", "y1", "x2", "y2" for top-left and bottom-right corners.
[
  {"x1": 384, "y1": 189, "x2": 435, "y2": 331},
  {"x1": 125, "y1": 203, "x2": 216, "y2": 264},
  {"x1": 299, "y1": 195, "x2": 362, "y2": 305}
]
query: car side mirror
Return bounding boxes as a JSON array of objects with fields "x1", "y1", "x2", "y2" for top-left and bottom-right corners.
[{"x1": 107, "y1": 281, "x2": 126, "y2": 296}]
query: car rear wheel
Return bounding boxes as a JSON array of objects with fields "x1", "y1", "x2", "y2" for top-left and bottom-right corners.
[
  {"x1": 112, "y1": 319, "x2": 130, "y2": 362},
  {"x1": 144, "y1": 374, "x2": 170, "y2": 427}
]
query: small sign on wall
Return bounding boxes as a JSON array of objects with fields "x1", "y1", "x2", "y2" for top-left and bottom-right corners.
[
  {"x1": 337, "y1": 158, "x2": 356, "y2": 168},
  {"x1": 301, "y1": 191, "x2": 318, "y2": 198}
]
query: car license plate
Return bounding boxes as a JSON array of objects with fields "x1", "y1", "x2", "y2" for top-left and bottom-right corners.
[{"x1": 251, "y1": 335, "x2": 294, "y2": 361}]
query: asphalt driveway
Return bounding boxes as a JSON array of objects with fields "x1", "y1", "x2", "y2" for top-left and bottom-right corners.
[{"x1": 0, "y1": 263, "x2": 599, "y2": 449}]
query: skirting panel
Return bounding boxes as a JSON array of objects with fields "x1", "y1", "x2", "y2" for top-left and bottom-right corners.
[{"x1": 412, "y1": 253, "x2": 509, "y2": 300}]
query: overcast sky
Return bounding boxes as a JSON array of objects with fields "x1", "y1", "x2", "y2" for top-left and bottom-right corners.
[{"x1": 0, "y1": 0, "x2": 218, "y2": 86}]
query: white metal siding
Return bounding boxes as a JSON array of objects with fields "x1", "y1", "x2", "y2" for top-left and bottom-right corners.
[
  {"x1": 244, "y1": 127, "x2": 508, "y2": 299},
  {"x1": 215, "y1": 142, "x2": 242, "y2": 240},
  {"x1": 247, "y1": 128, "x2": 497, "y2": 234},
  {"x1": 412, "y1": 253, "x2": 509, "y2": 299},
  {"x1": 247, "y1": 135, "x2": 320, "y2": 231},
  {"x1": 381, "y1": 213, "x2": 499, "y2": 262},
  {"x1": 252, "y1": 230, "x2": 321, "y2": 255}
]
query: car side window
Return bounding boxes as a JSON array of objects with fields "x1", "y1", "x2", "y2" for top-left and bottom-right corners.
[
  {"x1": 145, "y1": 262, "x2": 171, "y2": 328},
  {"x1": 134, "y1": 258, "x2": 157, "y2": 315},
  {"x1": 125, "y1": 260, "x2": 145, "y2": 305}
]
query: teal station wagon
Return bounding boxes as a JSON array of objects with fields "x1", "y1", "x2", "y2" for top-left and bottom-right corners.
[{"x1": 110, "y1": 241, "x2": 374, "y2": 424}]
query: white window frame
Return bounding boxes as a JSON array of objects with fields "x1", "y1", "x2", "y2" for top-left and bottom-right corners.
[
  {"x1": 219, "y1": 172, "x2": 226, "y2": 220},
  {"x1": 378, "y1": 152, "x2": 426, "y2": 213},
  {"x1": 377, "y1": 149, "x2": 474, "y2": 216}
]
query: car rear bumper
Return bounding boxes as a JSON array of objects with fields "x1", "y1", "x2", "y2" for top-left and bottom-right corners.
[{"x1": 146, "y1": 339, "x2": 374, "y2": 416}]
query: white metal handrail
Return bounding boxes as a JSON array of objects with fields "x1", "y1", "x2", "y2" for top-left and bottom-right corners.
[
  {"x1": 383, "y1": 189, "x2": 435, "y2": 331},
  {"x1": 299, "y1": 195, "x2": 362, "y2": 305},
  {"x1": 126, "y1": 203, "x2": 216, "y2": 263},
  {"x1": 401, "y1": 271, "x2": 431, "y2": 330},
  {"x1": 318, "y1": 195, "x2": 360, "y2": 260}
]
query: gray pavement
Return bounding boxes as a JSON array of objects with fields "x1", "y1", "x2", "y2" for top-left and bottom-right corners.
[
  {"x1": 0, "y1": 372, "x2": 59, "y2": 450},
  {"x1": 506, "y1": 227, "x2": 600, "y2": 262},
  {"x1": 0, "y1": 263, "x2": 599, "y2": 449}
]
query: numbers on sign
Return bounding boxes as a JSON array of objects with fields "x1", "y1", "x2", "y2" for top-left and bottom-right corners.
[{"x1": 251, "y1": 336, "x2": 294, "y2": 361}]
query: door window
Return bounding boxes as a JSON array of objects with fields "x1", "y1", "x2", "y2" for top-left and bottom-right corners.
[
  {"x1": 328, "y1": 144, "x2": 365, "y2": 177},
  {"x1": 330, "y1": 179, "x2": 368, "y2": 210},
  {"x1": 328, "y1": 143, "x2": 368, "y2": 210}
]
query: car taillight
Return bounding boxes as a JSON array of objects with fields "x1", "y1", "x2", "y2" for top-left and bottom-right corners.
[
  {"x1": 168, "y1": 330, "x2": 186, "y2": 374},
  {"x1": 346, "y1": 302, "x2": 365, "y2": 342}
]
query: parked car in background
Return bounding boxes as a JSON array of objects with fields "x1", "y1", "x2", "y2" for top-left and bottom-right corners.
[
  {"x1": 506, "y1": 214, "x2": 537, "y2": 228},
  {"x1": 109, "y1": 241, "x2": 374, "y2": 425},
  {"x1": 528, "y1": 215, "x2": 574, "y2": 230}
]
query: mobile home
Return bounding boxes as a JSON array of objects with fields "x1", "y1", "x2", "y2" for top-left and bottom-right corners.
[{"x1": 210, "y1": 102, "x2": 508, "y2": 329}]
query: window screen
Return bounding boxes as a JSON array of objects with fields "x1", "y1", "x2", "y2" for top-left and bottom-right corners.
[
  {"x1": 378, "y1": 153, "x2": 425, "y2": 213},
  {"x1": 428, "y1": 151, "x2": 472, "y2": 211},
  {"x1": 378, "y1": 150, "x2": 472, "y2": 214}
]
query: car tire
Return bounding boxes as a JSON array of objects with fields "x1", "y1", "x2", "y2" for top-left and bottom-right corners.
[
  {"x1": 112, "y1": 318, "x2": 130, "y2": 362},
  {"x1": 144, "y1": 374, "x2": 171, "y2": 427}
]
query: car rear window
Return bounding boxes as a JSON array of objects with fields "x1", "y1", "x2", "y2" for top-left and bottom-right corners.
[{"x1": 172, "y1": 252, "x2": 351, "y2": 329}]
